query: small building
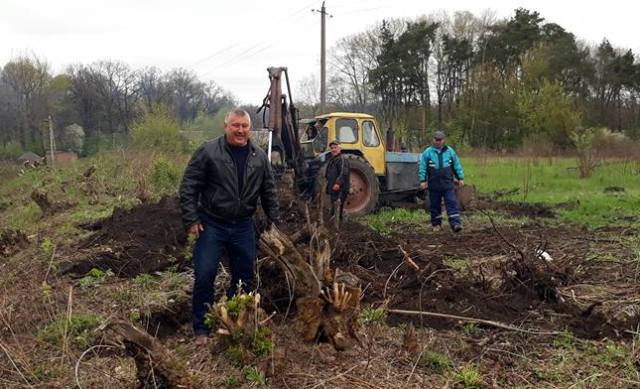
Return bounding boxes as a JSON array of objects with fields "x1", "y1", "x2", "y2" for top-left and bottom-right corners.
[
  {"x1": 17, "y1": 152, "x2": 44, "y2": 167},
  {"x1": 45, "y1": 151, "x2": 79, "y2": 165}
]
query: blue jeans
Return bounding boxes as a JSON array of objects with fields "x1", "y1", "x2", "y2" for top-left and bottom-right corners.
[
  {"x1": 428, "y1": 188, "x2": 461, "y2": 228},
  {"x1": 191, "y1": 213, "x2": 256, "y2": 335}
]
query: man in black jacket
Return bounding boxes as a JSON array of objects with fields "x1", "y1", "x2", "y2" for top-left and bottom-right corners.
[
  {"x1": 325, "y1": 140, "x2": 350, "y2": 220},
  {"x1": 179, "y1": 108, "x2": 279, "y2": 345}
]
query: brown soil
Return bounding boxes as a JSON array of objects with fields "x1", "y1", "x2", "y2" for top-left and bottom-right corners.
[
  {"x1": 63, "y1": 191, "x2": 638, "y2": 342},
  {"x1": 60, "y1": 196, "x2": 188, "y2": 277}
]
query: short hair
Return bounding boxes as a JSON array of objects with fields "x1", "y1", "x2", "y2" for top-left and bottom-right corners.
[{"x1": 224, "y1": 108, "x2": 251, "y2": 125}]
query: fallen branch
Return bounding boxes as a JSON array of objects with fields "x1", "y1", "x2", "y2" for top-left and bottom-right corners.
[
  {"x1": 387, "y1": 308, "x2": 560, "y2": 335},
  {"x1": 398, "y1": 245, "x2": 419, "y2": 271}
]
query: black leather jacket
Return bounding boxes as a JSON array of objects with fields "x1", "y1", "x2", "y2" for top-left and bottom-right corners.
[
  {"x1": 179, "y1": 136, "x2": 279, "y2": 227},
  {"x1": 325, "y1": 154, "x2": 350, "y2": 194}
]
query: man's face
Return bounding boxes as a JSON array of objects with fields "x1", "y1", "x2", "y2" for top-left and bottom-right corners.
[
  {"x1": 224, "y1": 114, "x2": 251, "y2": 146},
  {"x1": 329, "y1": 144, "x2": 341, "y2": 156},
  {"x1": 432, "y1": 137, "x2": 445, "y2": 148}
]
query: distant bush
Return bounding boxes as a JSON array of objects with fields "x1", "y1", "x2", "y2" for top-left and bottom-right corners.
[
  {"x1": 150, "y1": 158, "x2": 181, "y2": 194},
  {"x1": 131, "y1": 109, "x2": 184, "y2": 153},
  {"x1": 59, "y1": 123, "x2": 85, "y2": 155},
  {"x1": 0, "y1": 141, "x2": 23, "y2": 160},
  {"x1": 570, "y1": 128, "x2": 597, "y2": 178},
  {"x1": 592, "y1": 128, "x2": 640, "y2": 158}
]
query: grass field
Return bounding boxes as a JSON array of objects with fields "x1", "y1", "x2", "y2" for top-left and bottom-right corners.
[{"x1": 464, "y1": 157, "x2": 640, "y2": 228}]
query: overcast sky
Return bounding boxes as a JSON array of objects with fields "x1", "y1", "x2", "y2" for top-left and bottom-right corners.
[{"x1": 1, "y1": 0, "x2": 638, "y2": 104}]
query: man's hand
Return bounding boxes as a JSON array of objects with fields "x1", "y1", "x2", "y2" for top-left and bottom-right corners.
[
  {"x1": 332, "y1": 183, "x2": 340, "y2": 192},
  {"x1": 419, "y1": 182, "x2": 428, "y2": 191},
  {"x1": 458, "y1": 180, "x2": 465, "y2": 186},
  {"x1": 188, "y1": 223, "x2": 204, "y2": 238}
]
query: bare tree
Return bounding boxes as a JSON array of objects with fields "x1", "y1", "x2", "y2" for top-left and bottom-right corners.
[{"x1": 1, "y1": 55, "x2": 51, "y2": 148}]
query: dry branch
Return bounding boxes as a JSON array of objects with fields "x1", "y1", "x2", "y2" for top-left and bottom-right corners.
[{"x1": 388, "y1": 308, "x2": 560, "y2": 335}]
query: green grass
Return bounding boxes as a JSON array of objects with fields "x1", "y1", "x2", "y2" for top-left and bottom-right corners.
[
  {"x1": 361, "y1": 207, "x2": 429, "y2": 236},
  {"x1": 465, "y1": 157, "x2": 640, "y2": 228},
  {"x1": 361, "y1": 157, "x2": 637, "y2": 231},
  {"x1": 38, "y1": 313, "x2": 103, "y2": 349},
  {"x1": 420, "y1": 351, "x2": 454, "y2": 372},
  {"x1": 0, "y1": 151, "x2": 188, "y2": 235}
]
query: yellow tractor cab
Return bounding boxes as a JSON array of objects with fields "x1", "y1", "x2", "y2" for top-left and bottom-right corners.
[{"x1": 300, "y1": 112, "x2": 421, "y2": 216}]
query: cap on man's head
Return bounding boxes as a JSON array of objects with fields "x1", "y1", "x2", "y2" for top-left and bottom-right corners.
[
  {"x1": 433, "y1": 130, "x2": 446, "y2": 140},
  {"x1": 329, "y1": 139, "x2": 340, "y2": 146}
]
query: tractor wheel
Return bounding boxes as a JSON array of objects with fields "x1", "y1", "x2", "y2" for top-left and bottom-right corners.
[{"x1": 343, "y1": 155, "x2": 379, "y2": 217}]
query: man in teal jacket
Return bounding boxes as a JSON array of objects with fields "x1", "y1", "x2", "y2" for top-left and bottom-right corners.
[{"x1": 418, "y1": 131, "x2": 465, "y2": 232}]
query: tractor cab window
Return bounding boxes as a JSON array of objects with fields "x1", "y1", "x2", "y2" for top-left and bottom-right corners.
[
  {"x1": 362, "y1": 120, "x2": 380, "y2": 147},
  {"x1": 336, "y1": 118, "x2": 358, "y2": 144},
  {"x1": 312, "y1": 126, "x2": 328, "y2": 153}
]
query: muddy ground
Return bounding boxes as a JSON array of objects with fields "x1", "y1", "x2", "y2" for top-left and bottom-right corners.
[{"x1": 61, "y1": 191, "x2": 638, "y2": 342}]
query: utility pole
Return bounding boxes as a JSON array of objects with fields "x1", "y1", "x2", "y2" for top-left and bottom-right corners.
[
  {"x1": 48, "y1": 115, "x2": 56, "y2": 168},
  {"x1": 313, "y1": 2, "x2": 331, "y2": 113}
]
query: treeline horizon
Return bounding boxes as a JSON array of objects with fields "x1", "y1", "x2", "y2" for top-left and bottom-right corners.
[
  {"x1": 1, "y1": 7, "x2": 639, "y2": 156},
  {"x1": 316, "y1": 8, "x2": 640, "y2": 149}
]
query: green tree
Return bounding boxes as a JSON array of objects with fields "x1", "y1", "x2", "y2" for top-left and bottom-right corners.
[
  {"x1": 516, "y1": 80, "x2": 582, "y2": 148},
  {"x1": 481, "y1": 8, "x2": 544, "y2": 81},
  {"x1": 130, "y1": 108, "x2": 184, "y2": 153}
]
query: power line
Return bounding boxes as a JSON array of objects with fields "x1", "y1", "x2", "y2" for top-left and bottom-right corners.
[
  {"x1": 196, "y1": 17, "x2": 320, "y2": 79},
  {"x1": 187, "y1": 0, "x2": 318, "y2": 70}
]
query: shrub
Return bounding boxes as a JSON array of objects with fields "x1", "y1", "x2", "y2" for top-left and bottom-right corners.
[
  {"x1": 150, "y1": 158, "x2": 181, "y2": 194},
  {"x1": 131, "y1": 109, "x2": 184, "y2": 153},
  {"x1": 570, "y1": 128, "x2": 597, "y2": 178}
]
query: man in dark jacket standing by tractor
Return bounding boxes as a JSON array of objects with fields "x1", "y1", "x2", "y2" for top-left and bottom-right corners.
[
  {"x1": 179, "y1": 108, "x2": 280, "y2": 345},
  {"x1": 418, "y1": 131, "x2": 465, "y2": 232},
  {"x1": 325, "y1": 139, "x2": 350, "y2": 220}
]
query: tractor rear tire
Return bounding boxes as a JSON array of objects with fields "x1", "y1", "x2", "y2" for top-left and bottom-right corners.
[{"x1": 343, "y1": 154, "x2": 379, "y2": 217}]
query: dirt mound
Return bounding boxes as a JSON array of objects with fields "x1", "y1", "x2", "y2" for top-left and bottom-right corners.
[{"x1": 62, "y1": 196, "x2": 188, "y2": 277}]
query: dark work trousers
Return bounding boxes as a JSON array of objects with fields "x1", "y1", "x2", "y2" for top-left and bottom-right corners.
[
  {"x1": 191, "y1": 213, "x2": 256, "y2": 336},
  {"x1": 330, "y1": 189, "x2": 348, "y2": 220},
  {"x1": 427, "y1": 187, "x2": 461, "y2": 228}
]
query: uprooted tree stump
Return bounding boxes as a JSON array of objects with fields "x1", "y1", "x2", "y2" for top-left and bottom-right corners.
[
  {"x1": 31, "y1": 189, "x2": 73, "y2": 216},
  {"x1": 259, "y1": 224, "x2": 362, "y2": 351},
  {"x1": 206, "y1": 292, "x2": 275, "y2": 366},
  {"x1": 103, "y1": 320, "x2": 195, "y2": 388}
]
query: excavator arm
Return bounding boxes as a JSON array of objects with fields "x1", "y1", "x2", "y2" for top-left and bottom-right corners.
[{"x1": 258, "y1": 67, "x2": 304, "y2": 178}]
